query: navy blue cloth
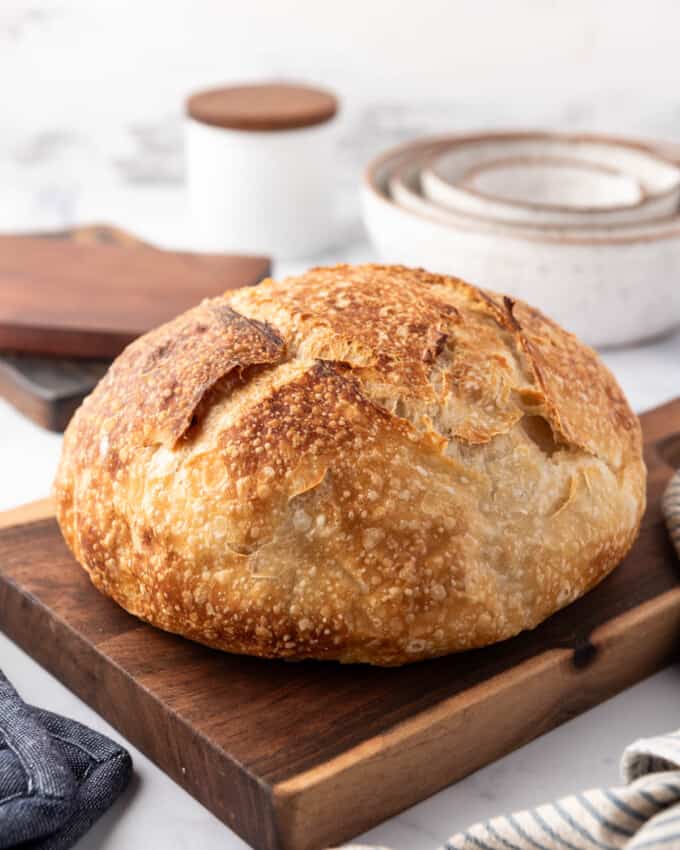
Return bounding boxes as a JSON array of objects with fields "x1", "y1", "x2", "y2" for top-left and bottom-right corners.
[{"x1": 0, "y1": 670, "x2": 132, "y2": 849}]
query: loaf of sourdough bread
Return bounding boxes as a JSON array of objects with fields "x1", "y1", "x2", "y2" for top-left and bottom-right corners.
[{"x1": 55, "y1": 264, "x2": 646, "y2": 665}]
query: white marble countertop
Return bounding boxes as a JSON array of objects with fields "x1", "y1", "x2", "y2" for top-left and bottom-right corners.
[{"x1": 0, "y1": 213, "x2": 678, "y2": 848}]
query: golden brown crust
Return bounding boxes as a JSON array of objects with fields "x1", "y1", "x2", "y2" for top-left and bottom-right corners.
[
  {"x1": 87, "y1": 298, "x2": 285, "y2": 450},
  {"x1": 55, "y1": 264, "x2": 646, "y2": 665}
]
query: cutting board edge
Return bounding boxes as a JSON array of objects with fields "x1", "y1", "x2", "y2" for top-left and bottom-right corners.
[
  {"x1": 0, "y1": 361, "x2": 101, "y2": 431},
  {"x1": 271, "y1": 586, "x2": 680, "y2": 850},
  {"x1": 0, "y1": 497, "x2": 54, "y2": 529},
  {"x1": 0, "y1": 322, "x2": 138, "y2": 360}
]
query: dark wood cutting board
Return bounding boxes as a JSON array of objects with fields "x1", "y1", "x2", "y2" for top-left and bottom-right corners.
[
  {"x1": 1, "y1": 399, "x2": 679, "y2": 850},
  {"x1": 0, "y1": 226, "x2": 270, "y2": 430},
  {"x1": 0, "y1": 232, "x2": 270, "y2": 358},
  {"x1": 0, "y1": 353, "x2": 110, "y2": 433}
]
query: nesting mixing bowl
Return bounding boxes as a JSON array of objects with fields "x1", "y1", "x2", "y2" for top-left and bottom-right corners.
[
  {"x1": 362, "y1": 131, "x2": 680, "y2": 348},
  {"x1": 421, "y1": 133, "x2": 680, "y2": 227}
]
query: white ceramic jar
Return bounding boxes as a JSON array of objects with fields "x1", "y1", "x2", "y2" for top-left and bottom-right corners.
[{"x1": 185, "y1": 82, "x2": 338, "y2": 260}]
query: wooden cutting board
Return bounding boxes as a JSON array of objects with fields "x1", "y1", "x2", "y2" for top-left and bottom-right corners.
[
  {"x1": 0, "y1": 226, "x2": 270, "y2": 430},
  {"x1": 0, "y1": 230, "x2": 270, "y2": 358},
  {"x1": 1, "y1": 399, "x2": 679, "y2": 850}
]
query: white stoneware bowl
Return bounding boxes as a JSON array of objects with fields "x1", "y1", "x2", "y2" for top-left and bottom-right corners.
[
  {"x1": 362, "y1": 134, "x2": 680, "y2": 348},
  {"x1": 421, "y1": 132, "x2": 680, "y2": 228}
]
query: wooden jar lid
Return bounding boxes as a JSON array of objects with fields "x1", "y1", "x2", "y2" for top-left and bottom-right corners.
[{"x1": 186, "y1": 83, "x2": 338, "y2": 132}]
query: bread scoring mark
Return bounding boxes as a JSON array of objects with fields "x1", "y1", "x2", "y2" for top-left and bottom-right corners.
[
  {"x1": 503, "y1": 296, "x2": 640, "y2": 469},
  {"x1": 75, "y1": 299, "x2": 286, "y2": 455},
  {"x1": 520, "y1": 415, "x2": 559, "y2": 457},
  {"x1": 230, "y1": 267, "x2": 541, "y2": 450},
  {"x1": 421, "y1": 328, "x2": 448, "y2": 364},
  {"x1": 429, "y1": 280, "x2": 640, "y2": 471},
  {"x1": 229, "y1": 264, "x2": 461, "y2": 404}
]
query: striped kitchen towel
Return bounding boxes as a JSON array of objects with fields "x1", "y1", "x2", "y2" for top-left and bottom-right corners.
[
  {"x1": 442, "y1": 729, "x2": 680, "y2": 850},
  {"x1": 343, "y1": 469, "x2": 680, "y2": 850},
  {"x1": 664, "y1": 470, "x2": 680, "y2": 560}
]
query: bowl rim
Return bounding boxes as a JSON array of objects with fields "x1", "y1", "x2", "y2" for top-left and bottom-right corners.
[
  {"x1": 388, "y1": 137, "x2": 680, "y2": 238},
  {"x1": 364, "y1": 130, "x2": 680, "y2": 247},
  {"x1": 425, "y1": 132, "x2": 680, "y2": 212},
  {"x1": 435, "y1": 154, "x2": 646, "y2": 215},
  {"x1": 391, "y1": 140, "x2": 680, "y2": 236}
]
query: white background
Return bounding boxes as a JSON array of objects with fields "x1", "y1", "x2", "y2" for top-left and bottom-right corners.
[
  {"x1": 3, "y1": 0, "x2": 680, "y2": 240},
  {"x1": 0, "y1": 2, "x2": 679, "y2": 849}
]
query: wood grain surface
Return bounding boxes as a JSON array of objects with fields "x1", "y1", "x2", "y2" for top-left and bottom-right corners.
[
  {"x1": 0, "y1": 226, "x2": 142, "y2": 431},
  {"x1": 0, "y1": 226, "x2": 270, "y2": 430},
  {"x1": 0, "y1": 234, "x2": 270, "y2": 358},
  {"x1": 0, "y1": 400, "x2": 679, "y2": 850}
]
